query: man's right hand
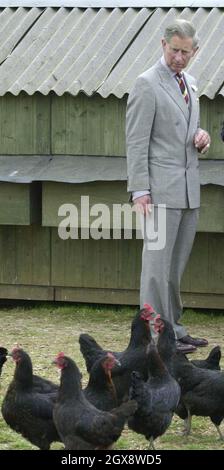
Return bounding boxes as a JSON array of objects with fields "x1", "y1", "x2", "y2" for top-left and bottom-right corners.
[{"x1": 133, "y1": 195, "x2": 152, "y2": 214}]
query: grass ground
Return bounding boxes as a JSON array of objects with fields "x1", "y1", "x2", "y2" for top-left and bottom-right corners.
[{"x1": 0, "y1": 302, "x2": 224, "y2": 450}]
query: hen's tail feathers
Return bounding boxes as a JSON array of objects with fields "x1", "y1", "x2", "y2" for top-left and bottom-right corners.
[
  {"x1": 0, "y1": 347, "x2": 8, "y2": 376},
  {"x1": 79, "y1": 334, "x2": 104, "y2": 373},
  {"x1": 206, "y1": 345, "x2": 221, "y2": 365},
  {"x1": 191, "y1": 345, "x2": 221, "y2": 370}
]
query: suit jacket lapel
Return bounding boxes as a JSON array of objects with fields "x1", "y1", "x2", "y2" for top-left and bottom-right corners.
[
  {"x1": 184, "y1": 73, "x2": 199, "y2": 139},
  {"x1": 156, "y1": 62, "x2": 189, "y2": 122}
]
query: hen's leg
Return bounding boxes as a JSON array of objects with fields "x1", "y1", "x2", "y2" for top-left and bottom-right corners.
[
  {"x1": 149, "y1": 437, "x2": 155, "y2": 450},
  {"x1": 214, "y1": 424, "x2": 224, "y2": 441},
  {"x1": 182, "y1": 409, "x2": 192, "y2": 436}
]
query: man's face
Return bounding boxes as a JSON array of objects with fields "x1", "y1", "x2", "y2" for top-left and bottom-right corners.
[{"x1": 162, "y1": 35, "x2": 198, "y2": 73}]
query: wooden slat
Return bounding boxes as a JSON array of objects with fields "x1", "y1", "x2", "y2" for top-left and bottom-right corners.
[
  {"x1": 182, "y1": 292, "x2": 224, "y2": 310},
  {"x1": 55, "y1": 287, "x2": 224, "y2": 310},
  {"x1": 0, "y1": 93, "x2": 16, "y2": 154},
  {"x1": 35, "y1": 93, "x2": 51, "y2": 154},
  {"x1": 55, "y1": 287, "x2": 139, "y2": 304},
  {"x1": 51, "y1": 94, "x2": 67, "y2": 154},
  {"x1": 0, "y1": 285, "x2": 54, "y2": 301}
]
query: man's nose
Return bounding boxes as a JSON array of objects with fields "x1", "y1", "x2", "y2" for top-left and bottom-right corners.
[{"x1": 175, "y1": 50, "x2": 184, "y2": 61}]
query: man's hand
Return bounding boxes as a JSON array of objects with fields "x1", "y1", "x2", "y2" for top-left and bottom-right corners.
[
  {"x1": 133, "y1": 195, "x2": 152, "y2": 214},
  {"x1": 194, "y1": 129, "x2": 211, "y2": 154}
]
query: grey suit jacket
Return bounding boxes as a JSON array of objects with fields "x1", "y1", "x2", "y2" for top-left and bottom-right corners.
[{"x1": 126, "y1": 60, "x2": 200, "y2": 209}]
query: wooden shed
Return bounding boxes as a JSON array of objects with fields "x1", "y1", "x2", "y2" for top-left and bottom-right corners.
[{"x1": 0, "y1": 1, "x2": 223, "y2": 308}]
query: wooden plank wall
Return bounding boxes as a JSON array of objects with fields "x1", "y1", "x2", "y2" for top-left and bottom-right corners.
[
  {"x1": 0, "y1": 93, "x2": 223, "y2": 306},
  {"x1": 0, "y1": 93, "x2": 223, "y2": 159}
]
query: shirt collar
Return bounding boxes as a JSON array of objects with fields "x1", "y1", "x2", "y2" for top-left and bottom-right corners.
[{"x1": 160, "y1": 55, "x2": 182, "y2": 79}]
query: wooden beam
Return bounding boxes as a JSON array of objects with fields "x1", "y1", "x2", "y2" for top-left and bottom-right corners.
[
  {"x1": 55, "y1": 287, "x2": 139, "y2": 305},
  {"x1": 182, "y1": 292, "x2": 224, "y2": 310},
  {"x1": 55, "y1": 287, "x2": 224, "y2": 309},
  {"x1": 0, "y1": 285, "x2": 54, "y2": 301}
]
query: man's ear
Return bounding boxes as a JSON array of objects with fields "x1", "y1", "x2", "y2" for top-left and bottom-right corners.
[
  {"x1": 192, "y1": 46, "x2": 199, "y2": 57},
  {"x1": 161, "y1": 38, "x2": 167, "y2": 52}
]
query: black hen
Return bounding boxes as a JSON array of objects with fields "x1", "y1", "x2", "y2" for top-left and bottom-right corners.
[
  {"x1": 0, "y1": 347, "x2": 8, "y2": 376},
  {"x1": 1, "y1": 347, "x2": 60, "y2": 449},
  {"x1": 128, "y1": 342, "x2": 180, "y2": 449},
  {"x1": 173, "y1": 347, "x2": 221, "y2": 433},
  {"x1": 79, "y1": 306, "x2": 153, "y2": 373},
  {"x1": 152, "y1": 317, "x2": 223, "y2": 436},
  {"x1": 154, "y1": 317, "x2": 177, "y2": 375},
  {"x1": 53, "y1": 352, "x2": 137, "y2": 450},
  {"x1": 191, "y1": 346, "x2": 221, "y2": 371},
  {"x1": 173, "y1": 353, "x2": 224, "y2": 439},
  {"x1": 149, "y1": 315, "x2": 191, "y2": 435},
  {"x1": 79, "y1": 307, "x2": 153, "y2": 401},
  {"x1": 84, "y1": 352, "x2": 121, "y2": 410}
]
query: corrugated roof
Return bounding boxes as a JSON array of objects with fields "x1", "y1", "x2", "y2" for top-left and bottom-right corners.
[
  {"x1": 0, "y1": 155, "x2": 223, "y2": 185},
  {"x1": 0, "y1": 6, "x2": 223, "y2": 98},
  {"x1": 0, "y1": 2, "x2": 223, "y2": 6}
]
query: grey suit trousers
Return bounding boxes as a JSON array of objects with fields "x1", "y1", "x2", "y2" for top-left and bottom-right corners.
[{"x1": 140, "y1": 208, "x2": 199, "y2": 339}]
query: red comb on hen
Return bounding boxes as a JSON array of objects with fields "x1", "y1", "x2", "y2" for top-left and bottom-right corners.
[
  {"x1": 107, "y1": 352, "x2": 115, "y2": 359},
  {"x1": 142, "y1": 304, "x2": 159, "y2": 321},
  {"x1": 143, "y1": 303, "x2": 155, "y2": 314},
  {"x1": 56, "y1": 352, "x2": 65, "y2": 359},
  {"x1": 12, "y1": 344, "x2": 21, "y2": 353}
]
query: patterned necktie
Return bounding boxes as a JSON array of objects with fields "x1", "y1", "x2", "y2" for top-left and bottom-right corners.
[{"x1": 175, "y1": 72, "x2": 189, "y2": 104}]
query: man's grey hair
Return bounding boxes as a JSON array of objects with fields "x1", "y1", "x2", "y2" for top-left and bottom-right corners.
[{"x1": 164, "y1": 19, "x2": 199, "y2": 48}]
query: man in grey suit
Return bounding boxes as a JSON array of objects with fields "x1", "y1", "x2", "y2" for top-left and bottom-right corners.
[{"x1": 126, "y1": 19, "x2": 211, "y2": 353}]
